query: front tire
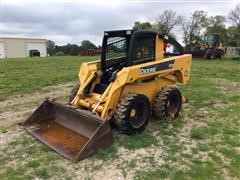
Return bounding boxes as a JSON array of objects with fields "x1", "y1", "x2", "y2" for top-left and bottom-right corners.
[
  {"x1": 114, "y1": 93, "x2": 151, "y2": 134},
  {"x1": 205, "y1": 49, "x2": 214, "y2": 59},
  {"x1": 153, "y1": 86, "x2": 182, "y2": 119}
]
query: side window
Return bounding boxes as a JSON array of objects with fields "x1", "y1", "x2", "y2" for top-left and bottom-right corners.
[{"x1": 133, "y1": 34, "x2": 155, "y2": 64}]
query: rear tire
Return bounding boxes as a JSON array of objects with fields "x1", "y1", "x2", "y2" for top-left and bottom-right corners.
[
  {"x1": 114, "y1": 93, "x2": 150, "y2": 134},
  {"x1": 69, "y1": 82, "x2": 80, "y2": 102},
  {"x1": 153, "y1": 86, "x2": 182, "y2": 120}
]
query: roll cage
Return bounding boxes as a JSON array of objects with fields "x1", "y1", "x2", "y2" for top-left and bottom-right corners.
[{"x1": 100, "y1": 30, "x2": 184, "y2": 71}]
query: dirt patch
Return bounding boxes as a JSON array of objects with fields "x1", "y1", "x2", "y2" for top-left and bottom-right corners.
[
  {"x1": 0, "y1": 82, "x2": 75, "y2": 150},
  {"x1": 68, "y1": 146, "x2": 164, "y2": 179},
  {"x1": 178, "y1": 104, "x2": 208, "y2": 151},
  {"x1": 1, "y1": 76, "x2": 238, "y2": 179},
  {"x1": 72, "y1": 159, "x2": 124, "y2": 180},
  {"x1": 180, "y1": 99, "x2": 230, "y2": 139},
  {"x1": 0, "y1": 108, "x2": 33, "y2": 128},
  {"x1": 180, "y1": 115, "x2": 207, "y2": 138},
  {"x1": 235, "y1": 147, "x2": 240, "y2": 154},
  {"x1": 0, "y1": 82, "x2": 75, "y2": 128},
  {"x1": 0, "y1": 81, "x2": 165, "y2": 179},
  {"x1": 0, "y1": 126, "x2": 24, "y2": 150},
  {"x1": 179, "y1": 119, "x2": 203, "y2": 152},
  {"x1": 212, "y1": 100, "x2": 231, "y2": 109},
  {"x1": 212, "y1": 78, "x2": 240, "y2": 95}
]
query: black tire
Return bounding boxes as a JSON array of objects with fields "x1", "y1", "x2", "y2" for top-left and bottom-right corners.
[
  {"x1": 69, "y1": 82, "x2": 80, "y2": 102},
  {"x1": 114, "y1": 93, "x2": 151, "y2": 134},
  {"x1": 217, "y1": 49, "x2": 224, "y2": 59},
  {"x1": 153, "y1": 86, "x2": 182, "y2": 119},
  {"x1": 205, "y1": 49, "x2": 214, "y2": 59}
]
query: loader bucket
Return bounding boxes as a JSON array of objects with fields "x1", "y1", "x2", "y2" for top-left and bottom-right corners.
[{"x1": 22, "y1": 100, "x2": 113, "y2": 162}]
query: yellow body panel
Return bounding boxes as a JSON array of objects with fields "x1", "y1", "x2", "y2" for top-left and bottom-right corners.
[
  {"x1": 100, "y1": 54, "x2": 191, "y2": 119},
  {"x1": 155, "y1": 36, "x2": 164, "y2": 60},
  {"x1": 72, "y1": 35, "x2": 192, "y2": 121}
]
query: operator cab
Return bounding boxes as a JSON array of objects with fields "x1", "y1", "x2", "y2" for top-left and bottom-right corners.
[
  {"x1": 94, "y1": 30, "x2": 157, "y2": 93},
  {"x1": 93, "y1": 30, "x2": 183, "y2": 94},
  {"x1": 101, "y1": 30, "x2": 156, "y2": 71},
  {"x1": 204, "y1": 34, "x2": 220, "y2": 48}
]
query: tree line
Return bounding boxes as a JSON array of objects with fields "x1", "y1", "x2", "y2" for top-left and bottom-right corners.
[
  {"x1": 132, "y1": 4, "x2": 240, "y2": 51},
  {"x1": 47, "y1": 4, "x2": 239, "y2": 55},
  {"x1": 47, "y1": 40, "x2": 99, "y2": 56}
]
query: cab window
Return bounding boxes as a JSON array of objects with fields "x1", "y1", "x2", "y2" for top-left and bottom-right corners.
[{"x1": 132, "y1": 34, "x2": 155, "y2": 64}]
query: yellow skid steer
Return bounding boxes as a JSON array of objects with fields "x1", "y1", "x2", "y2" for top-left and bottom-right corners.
[{"x1": 23, "y1": 30, "x2": 192, "y2": 162}]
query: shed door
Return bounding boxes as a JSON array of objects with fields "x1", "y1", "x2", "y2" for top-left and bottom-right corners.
[
  {"x1": 26, "y1": 43, "x2": 46, "y2": 57},
  {"x1": 0, "y1": 42, "x2": 5, "y2": 59}
]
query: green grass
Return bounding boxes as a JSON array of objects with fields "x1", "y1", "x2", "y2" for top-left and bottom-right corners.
[
  {"x1": 95, "y1": 144, "x2": 118, "y2": 160},
  {"x1": 133, "y1": 58, "x2": 240, "y2": 179},
  {"x1": 118, "y1": 130, "x2": 159, "y2": 150},
  {"x1": 0, "y1": 57, "x2": 240, "y2": 179},
  {"x1": 0, "y1": 134, "x2": 69, "y2": 180},
  {"x1": 0, "y1": 126, "x2": 8, "y2": 133},
  {"x1": 0, "y1": 56, "x2": 98, "y2": 101}
]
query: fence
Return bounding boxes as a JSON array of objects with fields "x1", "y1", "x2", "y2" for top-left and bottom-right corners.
[{"x1": 225, "y1": 47, "x2": 240, "y2": 56}]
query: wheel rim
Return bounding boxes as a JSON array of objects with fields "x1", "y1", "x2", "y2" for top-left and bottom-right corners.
[
  {"x1": 166, "y1": 92, "x2": 181, "y2": 117},
  {"x1": 129, "y1": 100, "x2": 148, "y2": 129}
]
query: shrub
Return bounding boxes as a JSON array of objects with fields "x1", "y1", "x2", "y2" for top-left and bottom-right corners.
[{"x1": 56, "y1": 51, "x2": 64, "y2": 56}]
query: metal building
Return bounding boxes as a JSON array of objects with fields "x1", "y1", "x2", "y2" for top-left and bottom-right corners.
[{"x1": 0, "y1": 37, "x2": 47, "y2": 59}]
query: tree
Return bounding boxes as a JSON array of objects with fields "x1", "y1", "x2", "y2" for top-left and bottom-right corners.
[
  {"x1": 69, "y1": 44, "x2": 79, "y2": 56},
  {"x1": 205, "y1": 15, "x2": 228, "y2": 45},
  {"x1": 180, "y1": 10, "x2": 207, "y2": 50},
  {"x1": 51, "y1": 40, "x2": 97, "y2": 56},
  {"x1": 132, "y1": 21, "x2": 153, "y2": 30},
  {"x1": 55, "y1": 43, "x2": 78, "y2": 55},
  {"x1": 47, "y1": 40, "x2": 56, "y2": 56},
  {"x1": 205, "y1": 15, "x2": 226, "y2": 32},
  {"x1": 226, "y1": 26, "x2": 240, "y2": 46},
  {"x1": 155, "y1": 10, "x2": 181, "y2": 34},
  {"x1": 228, "y1": 4, "x2": 240, "y2": 47},
  {"x1": 229, "y1": 4, "x2": 240, "y2": 28},
  {"x1": 81, "y1": 40, "x2": 97, "y2": 50},
  {"x1": 57, "y1": 43, "x2": 72, "y2": 55}
]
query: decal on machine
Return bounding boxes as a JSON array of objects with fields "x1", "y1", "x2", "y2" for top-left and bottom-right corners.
[{"x1": 140, "y1": 60, "x2": 175, "y2": 75}]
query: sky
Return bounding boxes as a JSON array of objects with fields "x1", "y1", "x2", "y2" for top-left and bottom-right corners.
[{"x1": 1, "y1": 0, "x2": 239, "y2": 46}]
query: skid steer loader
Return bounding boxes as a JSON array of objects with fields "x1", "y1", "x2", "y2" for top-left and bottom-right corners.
[{"x1": 22, "y1": 30, "x2": 192, "y2": 162}]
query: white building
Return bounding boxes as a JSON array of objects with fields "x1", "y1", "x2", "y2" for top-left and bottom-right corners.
[{"x1": 0, "y1": 37, "x2": 47, "y2": 59}]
